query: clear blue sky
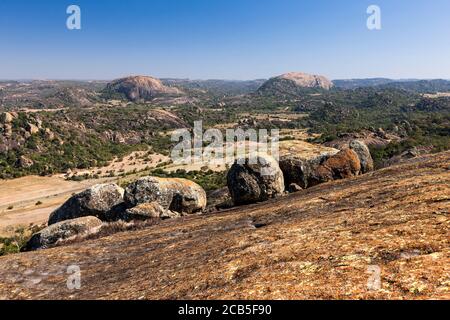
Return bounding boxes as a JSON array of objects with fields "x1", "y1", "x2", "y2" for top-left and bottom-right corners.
[{"x1": 1, "y1": 0, "x2": 449, "y2": 80}]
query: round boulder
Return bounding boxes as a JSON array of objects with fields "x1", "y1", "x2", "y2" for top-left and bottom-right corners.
[
  {"x1": 349, "y1": 140, "x2": 374, "y2": 174},
  {"x1": 23, "y1": 216, "x2": 102, "y2": 251},
  {"x1": 48, "y1": 183, "x2": 125, "y2": 225},
  {"x1": 124, "y1": 177, "x2": 207, "y2": 214},
  {"x1": 227, "y1": 154, "x2": 285, "y2": 206},
  {"x1": 279, "y1": 153, "x2": 331, "y2": 189},
  {"x1": 311, "y1": 149, "x2": 361, "y2": 184}
]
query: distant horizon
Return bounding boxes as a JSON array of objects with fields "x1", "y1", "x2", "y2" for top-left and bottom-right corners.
[{"x1": 1, "y1": 75, "x2": 450, "y2": 82}]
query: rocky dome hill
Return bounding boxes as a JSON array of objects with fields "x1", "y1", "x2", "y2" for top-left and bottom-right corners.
[
  {"x1": 0, "y1": 151, "x2": 448, "y2": 299},
  {"x1": 258, "y1": 72, "x2": 333, "y2": 96},
  {"x1": 104, "y1": 76, "x2": 184, "y2": 101}
]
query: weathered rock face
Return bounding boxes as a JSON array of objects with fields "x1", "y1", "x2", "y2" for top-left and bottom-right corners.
[
  {"x1": 121, "y1": 202, "x2": 180, "y2": 221},
  {"x1": 227, "y1": 154, "x2": 285, "y2": 206},
  {"x1": 311, "y1": 149, "x2": 361, "y2": 185},
  {"x1": 349, "y1": 140, "x2": 374, "y2": 174},
  {"x1": 23, "y1": 216, "x2": 102, "y2": 251},
  {"x1": 124, "y1": 177, "x2": 207, "y2": 214},
  {"x1": 48, "y1": 184, "x2": 125, "y2": 225}
]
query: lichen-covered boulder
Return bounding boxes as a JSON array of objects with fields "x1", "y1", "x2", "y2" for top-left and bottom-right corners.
[
  {"x1": 279, "y1": 153, "x2": 331, "y2": 189},
  {"x1": 124, "y1": 177, "x2": 207, "y2": 214},
  {"x1": 48, "y1": 183, "x2": 125, "y2": 225},
  {"x1": 311, "y1": 149, "x2": 361, "y2": 185},
  {"x1": 349, "y1": 140, "x2": 374, "y2": 174},
  {"x1": 23, "y1": 216, "x2": 102, "y2": 251},
  {"x1": 227, "y1": 154, "x2": 284, "y2": 206}
]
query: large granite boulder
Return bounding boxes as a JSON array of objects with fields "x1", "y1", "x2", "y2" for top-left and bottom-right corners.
[
  {"x1": 280, "y1": 149, "x2": 362, "y2": 189},
  {"x1": 279, "y1": 153, "x2": 330, "y2": 189},
  {"x1": 23, "y1": 216, "x2": 102, "y2": 251},
  {"x1": 227, "y1": 154, "x2": 285, "y2": 206},
  {"x1": 48, "y1": 183, "x2": 125, "y2": 225},
  {"x1": 124, "y1": 177, "x2": 207, "y2": 214},
  {"x1": 349, "y1": 140, "x2": 374, "y2": 174},
  {"x1": 311, "y1": 149, "x2": 361, "y2": 184}
]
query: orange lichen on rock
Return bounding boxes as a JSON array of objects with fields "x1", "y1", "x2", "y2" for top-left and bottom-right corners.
[{"x1": 316, "y1": 148, "x2": 361, "y2": 181}]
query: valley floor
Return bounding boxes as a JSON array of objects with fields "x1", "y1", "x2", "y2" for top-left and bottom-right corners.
[
  {"x1": 0, "y1": 175, "x2": 100, "y2": 236},
  {"x1": 0, "y1": 151, "x2": 448, "y2": 299},
  {"x1": 0, "y1": 151, "x2": 169, "y2": 236}
]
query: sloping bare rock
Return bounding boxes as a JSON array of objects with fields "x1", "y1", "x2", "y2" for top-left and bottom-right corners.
[
  {"x1": 227, "y1": 154, "x2": 285, "y2": 206},
  {"x1": 349, "y1": 140, "x2": 374, "y2": 174},
  {"x1": 124, "y1": 177, "x2": 207, "y2": 214},
  {"x1": 311, "y1": 149, "x2": 361, "y2": 185},
  {"x1": 1, "y1": 152, "x2": 449, "y2": 299},
  {"x1": 48, "y1": 183, "x2": 125, "y2": 225},
  {"x1": 121, "y1": 202, "x2": 179, "y2": 221},
  {"x1": 23, "y1": 216, "x2": 102, "y2": 251}
]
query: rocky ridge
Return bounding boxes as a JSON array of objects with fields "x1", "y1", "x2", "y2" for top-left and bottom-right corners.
[{"x1": 0, "y1": 151, "x2": 448, "y2": 299}]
